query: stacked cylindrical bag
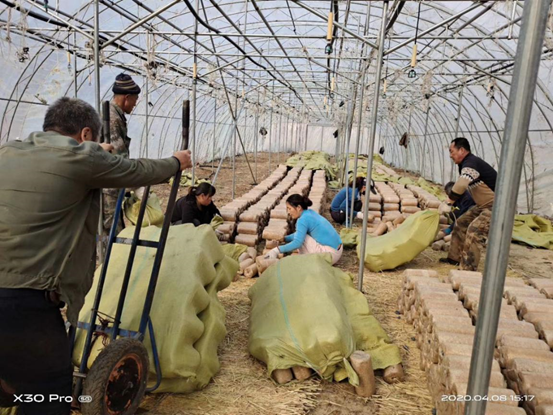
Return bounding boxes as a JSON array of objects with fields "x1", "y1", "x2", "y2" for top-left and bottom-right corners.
[
  {"x1": 261, "y1": 168, "x2": 310, "y2": 245},
  {"x1": 218, "y1": 165, "x2": 288, "y2": 242},
  {"x1": 398, "y1": 268, "x2": 553, "y2": 415}
]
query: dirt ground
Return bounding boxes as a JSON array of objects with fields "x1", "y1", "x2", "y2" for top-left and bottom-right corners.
[{"x1": 139, "y1": 152, "x2": 553, "y2": 415}]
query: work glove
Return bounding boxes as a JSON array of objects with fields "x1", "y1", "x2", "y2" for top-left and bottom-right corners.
[
  {"x1": 264, "y1": 247, "x2": 280, "y2": 260},
  {"x1": 134, "y1": 187, "x2": 146, "y2": 200},
  {"x1": 356, "y1": 211, "x2": 364, "y2": 220}
]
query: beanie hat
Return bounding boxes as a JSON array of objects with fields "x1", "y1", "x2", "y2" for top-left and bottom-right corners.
[{"x1": 112, "y1": 73, "x2": 141, "y2": 95}]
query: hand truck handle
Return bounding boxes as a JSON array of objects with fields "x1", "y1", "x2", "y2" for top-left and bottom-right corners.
[{"x1": 102, "y1": 100, "x2": 111, "y2": 144}]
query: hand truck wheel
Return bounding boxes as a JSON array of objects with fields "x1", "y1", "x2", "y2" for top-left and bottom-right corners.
[
  {"x1": 81, "y1": 338, "x2": 149, "y2": 415},
  {"x1": 0, "y1": 380, "x2": 16, "y2": 408}
]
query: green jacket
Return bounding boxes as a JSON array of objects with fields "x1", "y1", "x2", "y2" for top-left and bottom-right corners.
[{"x1": 0, "y1": 131, "x2": 180, "y2": 325}]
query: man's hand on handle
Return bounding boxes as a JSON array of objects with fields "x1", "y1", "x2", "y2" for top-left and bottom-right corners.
[
  {"x1": 100, "y1": 143, "x2": 192, "y2": 171},
  {"x1": 174, "y1": 150, "x2": 193, "y2": 170}
]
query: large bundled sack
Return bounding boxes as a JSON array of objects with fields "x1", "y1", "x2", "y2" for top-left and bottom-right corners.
[
  {"x1": 398, "y1": 177, "x2": 415, "y2": 186},
  {"x1": 416, "y1": 177, "x2": 446, "y2": 200},
  {"x1": 123, "y1": 190, "x2": 164, "y2": 227},
  {"x1": 373, "y1": 154, "x2": 384, "y2": 164},
  {"x1": 372, "y1": 172, "x2": 399, "y2": 183},
  {"x1": 341, "y1": 160, "x2": 399, "y2": 184},
  {"x1": 73, "y1": 224, "x2": 238, "y2": 393},
  {"x1": 248, "y1": 255, "x2": 402, "y2": 383},
  {"x1": 340, "y1": 228, "x2": 363, "y2": 248},
  {"x1": 285, "y1": 153, "x2": 304, "y2": 167},
  {"x1": 286, "y1": 151, "x2": 336, "y2": 180},
  {"x1": 170, "y1": 172, "x2": 211, "y2": 188},
  {"x1": 210, "y1": 214, "x2": 224, "y2": 230},
  {"x1": 221, "y1": 242, "x2": 248, "y2": 261},
  {"x1": 513, "y1": 214, "x2": 553, "y2": 250},
  {"x1": 357, "y1": 210, "x2": 439, "y2": 271}
]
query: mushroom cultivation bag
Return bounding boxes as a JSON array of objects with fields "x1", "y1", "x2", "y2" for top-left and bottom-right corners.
[
  {"x1": 248, "y1": 254, "x2": 401, "y2": 383},
  {"x1": 73, "y1": 224, "x2": 237, "y2": 393},
  {"x1": 357, "y1": 210, "x2": 439, "y2": 272}
]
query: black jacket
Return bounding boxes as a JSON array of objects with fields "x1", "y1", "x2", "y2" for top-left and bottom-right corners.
[
  {"x1": 452, "y1": 153, "x2": 497, "y2": 208},
  {"x1": 171, "y1": 194, "x2": 220, "y2": 226},
  {"x1": 457, "y1": 153, "x2": 497, "y2": 192}
]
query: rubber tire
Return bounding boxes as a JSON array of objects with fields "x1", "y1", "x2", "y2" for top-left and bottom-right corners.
[
  {"x1": 81, "y1": 338, "x2": 149, "y2": 415},
  {"x1": 0, "y1": 380, "x2": 16, "y2": 408}
]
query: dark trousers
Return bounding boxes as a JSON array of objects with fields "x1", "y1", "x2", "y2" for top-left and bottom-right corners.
[
  {"x1": 330, "y1": 200, "x2": 363, "y2": 224},
  {"x1": 330, "y1": 209, "x2": 347, "y2": 224},
  {"x1": 0, "y1": 289, "x2": 72, "y2": 415}
]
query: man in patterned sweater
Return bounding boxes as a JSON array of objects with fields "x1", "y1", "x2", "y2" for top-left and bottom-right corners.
[{"x1": 440, "y1": 137, "x2": 497, "y2": 271}]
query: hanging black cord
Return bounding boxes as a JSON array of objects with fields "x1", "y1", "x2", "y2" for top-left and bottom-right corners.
[
  {"x1": 386, "y1": 2, "x2": 406, "y2": 32},
  {"x1": 285, "y1": 0, "x2": 297, "y2": 33},
  {"x1": 415, "y1": 1, "x2": 422, "y2": 45},
  {"x1": 286, "y1": 0, "x2": 308, "y2": 63}
]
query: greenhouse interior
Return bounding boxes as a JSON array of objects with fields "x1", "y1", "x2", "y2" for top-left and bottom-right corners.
[{"x1": 0, "y1": 0, "x2": 553, "y2": 414}]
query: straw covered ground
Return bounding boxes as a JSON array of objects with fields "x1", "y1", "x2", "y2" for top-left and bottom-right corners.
[{"x1": 139, "y1": 153, "x2": 553, "y2": 415}]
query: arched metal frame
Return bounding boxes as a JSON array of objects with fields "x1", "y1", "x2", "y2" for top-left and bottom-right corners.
[
  {"x1": 0, "y1": 0, "x2": 551, "y2": 214},
  {"x1": 0, "y1": 2, "x2": 550, "y2": 413}
]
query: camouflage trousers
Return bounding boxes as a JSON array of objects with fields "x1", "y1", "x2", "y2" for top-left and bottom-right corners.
[
  {"x1": 448, "y1": 205, "x2": 492, "y2": 271},
  {"x1": 101, "y1": 189, "x2": 124, "y2": 253}
]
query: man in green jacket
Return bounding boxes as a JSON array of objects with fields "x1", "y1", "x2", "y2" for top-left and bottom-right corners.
[{"x1": 0, "y1": 97, "x2": 191, "y2": 415}]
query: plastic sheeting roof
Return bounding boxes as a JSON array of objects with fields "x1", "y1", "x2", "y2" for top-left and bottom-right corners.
[{"x1": 0, "y1": 1, "x2": 552, "y2": 215}]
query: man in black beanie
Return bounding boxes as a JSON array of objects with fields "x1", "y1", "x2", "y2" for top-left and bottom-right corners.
[
  {"x1": 110, "y1": 73, "x2": 141, "y2": 156},
  {"x1": 103, "y1": 73, "x2": 141, "y2": 242}
]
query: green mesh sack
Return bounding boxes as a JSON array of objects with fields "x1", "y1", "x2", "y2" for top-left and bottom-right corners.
[
  {"x1": 357, "y1": 210, "x2": 439, "y2": 271},
  {"x1": 73, "y1": 224, "x2": 237, "y2": 393},
  {"x1": 248, "y1": 255, "x2": 402, "y2": 384}
]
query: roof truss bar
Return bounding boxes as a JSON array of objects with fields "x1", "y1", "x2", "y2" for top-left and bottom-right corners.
[
  {"x1": 105, "y1": 0, "x2": 275, "y2": 112},
  {"x1": 204, "y1": 0, "x2": 303, "y2": 110},
  {"x1": 122, "y1": 0, "x2": 281, "y2": 109},
  {"x1": 101, "y1": 0, "x2": 180, "y2": 49},
  {"x1": 453, "y1": 2, "x2": 495, "y2": 33},
  {"x1": 384, "y1": 1, "x2": 484, "y2": 56},
  {"x1": 379, "y1": 5, "x2": 523, "y2": 103},
  {"x1": 289, "y1": 0, "x2": 379, "y2": 49},
  {"x1": 31, "y1": 29, "x2": 523, "y2": 41},
  {"x1": 399, "y1": 16, "x2": 526, "y2": 97},
  {"x1": 199, "y1": 57, "x2": 246, "y2": 79},
  {"x1": 89, "y1": 48, "x2": 518, "y2": 63},
  {"x1": 306, "y1": 55, "x2": 361, "y2": 85},
  {"x1": 334, "y1": 0, "x2": 354, "y2": 85},
  {"x1": 250, "y1": 0, "x2": 324, "y2": 117},
  {"x1": 18, "y1": 0, "x2": 94, "y2": 40}
]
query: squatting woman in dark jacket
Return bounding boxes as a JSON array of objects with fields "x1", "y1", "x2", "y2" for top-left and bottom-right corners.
[{"x1": 171, "y1": 183, "x2": 220, "y2": 226}]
